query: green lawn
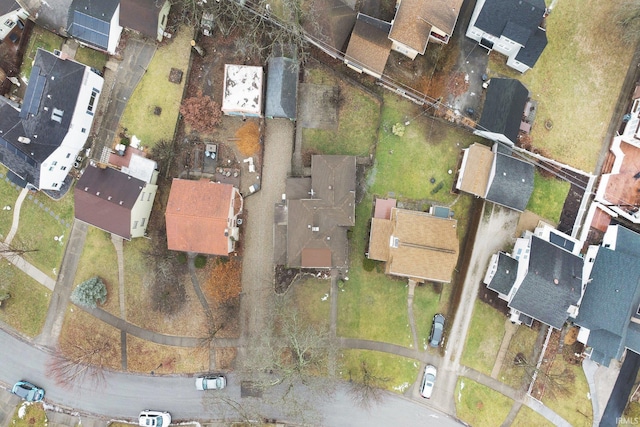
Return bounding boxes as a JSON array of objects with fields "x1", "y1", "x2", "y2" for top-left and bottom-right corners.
[
  {"x1": 74, "y1": 227, "x2": 120, "y2": 316},
  {"x1": 123, "y1": 237, "x2": 152, "y2": 323},
  {"x1": 20, "y1": 26, "x2": 64, "y2": 81},
  {"x1": 412, "y1": 283, "x2": 451, "y2": 350},
  {"x1": 290, "y1": 276, "x2": 331, "y2": 327},
  {"x1": 512, "y1": 405, "x2": 555, "y2": 427},
  {"x1": 460, "y1": 300, "x2": 506, "y2": 375},
  {"x1": 121, "y1": 26, "x2": 192, "y2": 149},
  {"x1": 302, "y1": 66, "x2": 381, "y2": 157},
  {"x1": 525, "y1": 172, "x2": 571, "y2": 224},
  {"x1": 74, "y1": 45, "x2": 108, "y2": 71},
  {"x1": 498, "y1": 326, "x2": 539, "y2": 389},
  {"x1": 0, "y1": 263, "x2": 50, "y2": 337},
  {"x1": 455, "y1": 377, "x2": 514, "y2": 427},
  {"x1": 9, "y1": 402, "x2": 47, "y2": 427},
  {"x1": 337, "y1": 197, "x2": 413, "y2": 346},
  {"x1": 339, "y1": 349, "x2": 419, "y2": 393},
  {"x1": 0, "y1": 165, "x2": 22, "y2": 239},
  {"x1": 541, "y1": 362, "x2": 592, "y2": 427},
  {"x1": 15, "y1": 187, "x2": 74, "y2": 278},
  {"x1": 487, "y1": 1, "x2": 634, "y2": 172}
]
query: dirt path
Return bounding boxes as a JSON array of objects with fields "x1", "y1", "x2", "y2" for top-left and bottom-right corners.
[
  {"x1": 239, "y1": 119, "x2": 294, "y2": 348},
  {"x1": 433, "y1": 203, "x2": 520, "y2": 414}
]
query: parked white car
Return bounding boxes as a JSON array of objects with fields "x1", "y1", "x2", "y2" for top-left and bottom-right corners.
[
  {"x1": 419, "y1": 365, "x2": 437, "y2": 399},
  {"x1": 195, "y1": 374, "x2": 227, "y2": 390},
  {"x1": 138, "y1": 410, "x2": 171, "y2": 426}
]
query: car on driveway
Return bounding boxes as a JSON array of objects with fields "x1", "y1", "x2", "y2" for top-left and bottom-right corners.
[
  {"x1": 11, "y1": 381, "x2": 44, "y2": 402},
  {"x1": 196, "y1": 374, "x2": 227, "y2": 390},
  {"x1": 138, "y1": 410, "x2": 171, "y2": 426},
  {"x1": 419, "y1": 365, "x2": 437, "y2": 399},
  {"x1": 429, "y1": 313, "x2": 446, "y2": 347}
]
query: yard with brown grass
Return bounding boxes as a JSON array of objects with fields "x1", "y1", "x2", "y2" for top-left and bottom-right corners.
[{"x1": 487, "y1": 1, "x2": 634, "y2": 172}]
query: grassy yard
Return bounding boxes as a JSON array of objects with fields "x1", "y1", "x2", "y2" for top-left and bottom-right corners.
[
  {"x1": 0, "y1": 165, "x2": 22, "y2": 238},
  {"x1": 498, "y1": 325, "x2": 539, "y2": 389},
  {"x1": 412, "y1": 283, "x2": 451, "y2": 350},
  {"x1": 302, "y1": 66, "x2": 381, "y2": 157},
  {"x1": 14, "y1": 187, "x2": 74, "y2": 278},
  {"x1": 126, "y1": 335, "x2": 209, "y2": 374},
  {"x1": 455, "y1": 377, "x2": 514, "y2": 427},
  {"x1": 74, "y1": 45, "x2": 108, "y2": 71},
  {"x1": 123, "y1": 238, "x2": 208, "y2": 337},
  {"x1": 290, "y1": 276, "x2": 331, "y2": 327},
  {"x1": 10, "y1": 402, "x2": 47, "y2": 427},
  {"x1": 525, "y1": 172, "x2": 571, "y2": 224},
  {"x1": 120, "y1": 27, "x2": 192, "y2": 149},
  {"x1": 339, "y1": 349, "x2": 419, "y2": 393},
  {"x1": 460, "y1": 301, "x2": 506, "y2": 375},
  {"x1": 337, "y1": 197, "x2": 413, "y2": 347},
  {"x1": 0, "y1": 263, "x2": 50, "y2": 337},
  {"x1": 541, "y1": 361, "x2": 592, "y2": 427},
  {"x1": 487, "y1": 1, "x2": 634, "y2": 172},
  {"x1": 512, "y1": 405, "x2": 555, "y2": 427},
  {"x1": 74, "y1": 227, "x2": 120, "y2": 316},
  {"x1": 19, "y1": 26, "x2": 64, "y2": 81}
]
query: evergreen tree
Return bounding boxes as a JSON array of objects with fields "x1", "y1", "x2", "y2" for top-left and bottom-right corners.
[{"x1": 71, "y1": 277, "x2": 107, "y2": 309}]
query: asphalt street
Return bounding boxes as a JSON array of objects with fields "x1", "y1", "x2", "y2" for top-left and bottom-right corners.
[{"x1": 0, "y1": 328, "x2": 462, "y2": 426}]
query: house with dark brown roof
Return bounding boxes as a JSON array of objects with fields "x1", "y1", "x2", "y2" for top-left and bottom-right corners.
[
  {"x1": 368, "y1": 199, "x2": 459, "y2": 283},
  {"x1": 165, "y1": 179, "x2": 243, "y2": 256},
  {"x1": 344, "y1": 13, "x2": 392, "y2": 79},
  {"x1": 302, "y1": 0, "x2": 356, "y2": 58},
  {"x1": 388, "y1": 0, "x2": 463, "y2": 59},
  {"x1": 119, "y1": 0, "x2": 170, "y2": 42},
  {"x1": 75, "y1": 158, "x2": 158, "y2": 239},
  {"x1": 276, "y1": 155, "x2": 356, "y2": 269}
]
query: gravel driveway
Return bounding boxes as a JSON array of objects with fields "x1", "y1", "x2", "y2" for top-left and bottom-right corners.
[{"x1": 240, "y1": 119, "x2": 294, "y2": 341}]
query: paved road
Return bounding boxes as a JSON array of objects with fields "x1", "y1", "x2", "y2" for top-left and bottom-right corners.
[{"x1": 600, "y1": 351, "x2": 640, "y2": 427}]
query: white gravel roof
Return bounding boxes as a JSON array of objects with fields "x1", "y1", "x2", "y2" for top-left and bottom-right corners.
[{"x1": 222, "y1": 64, "x2": 263, "y2": 117}]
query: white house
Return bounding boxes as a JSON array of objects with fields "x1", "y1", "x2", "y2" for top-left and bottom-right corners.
[
  {"x1": 466, "y1": 0, "x2": 548, "y2": 73},
  {"x1": 0, "y1": 48, "x2": 103, "y2": 190},
  {"x1": 0, "y1": 2, "x2": 28, "y2": 42}
]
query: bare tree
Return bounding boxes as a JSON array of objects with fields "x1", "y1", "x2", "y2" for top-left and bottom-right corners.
[
  {"x1": 0, "y1": 240, "x2": 38, "y2": 260},
  {"x1": 348, "y1": 359, "x2": 390, "y2": 410},
  {"x1": 48, "y1": 331, "x2": 118, "y2": 388},
  {"x1": 511, "y1": 351, "x2": 575, "y2": 399},
  {"x1": 241, "y1": 298, "x2": 337, "y2": 422}
]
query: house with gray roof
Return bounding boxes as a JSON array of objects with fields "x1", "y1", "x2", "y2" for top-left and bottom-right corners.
[
  {"x1": 265, "y1": 56, "x2": 298, "y2": 120},
  {"x1": 573, "y1": 225, "x2": 640, "y2": 367},
  {"x1": 0, "y1": 48, "x2": 103, "y2": 190},
  {"x1": 75, "y1": 158, "x2": 158, "y2": 239},
  {"x1": 67, "y1": 0, "x2": 122, "y2": 54},
  {"x1": 466, "y1": 0, "x2": 548, "y2": 73},
  {"x1": 0, "y1": 0, "x2": 27, "y2": 43},
  {"x1": 456, "y1": 142, "x2": 534, "y2": 212},
  {"x1": 475, "y1": 78, "x2": 529, "y2": 146},
  {"x1": 484, "y1": 221, "x2": 589, "y2": 329},
  {"x1": 274, "y1": 155, "x2": 356, "y2": 269}
]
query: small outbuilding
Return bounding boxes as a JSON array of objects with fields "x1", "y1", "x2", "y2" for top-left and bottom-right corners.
[{"x1": 222, "y1": 64, "x2": 264, "y2": 118}]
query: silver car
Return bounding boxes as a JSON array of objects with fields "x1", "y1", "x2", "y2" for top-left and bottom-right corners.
[
  {"x1": 419, "y1": 365, "x2": 437, "y2": 399},
  {"x1": 195, "y1": 374, "x2": 227, "y2": 390}
]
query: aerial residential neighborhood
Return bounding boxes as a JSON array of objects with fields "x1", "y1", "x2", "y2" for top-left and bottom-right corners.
[{"x1": 0, "y1": 0, "x2": 639, "y2": 426}]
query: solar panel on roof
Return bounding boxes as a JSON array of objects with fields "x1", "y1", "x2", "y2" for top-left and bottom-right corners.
[
  {"x1": 549, "y1": 232, "x2": 575, "y2": 252},
  {"x1": 20, "y1": 66, "x2": 46, "y2": 119},
  {"x1": 70, "y1": 11, "x2": 110, "y2": 49}
]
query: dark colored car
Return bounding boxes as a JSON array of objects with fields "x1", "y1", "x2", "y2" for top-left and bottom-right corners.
[
  {"x1": 429, "y1": 314, "x2": 446, "y2": 347},
  {"x1": 12, "y1": 381, "x2": 44, "y2": 402}
]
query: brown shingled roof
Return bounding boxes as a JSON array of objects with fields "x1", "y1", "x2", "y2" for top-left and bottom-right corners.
[
  {"x1": 120, "y1": 0, "x2": 166, "y2": 39},
  {"x1": 389, "y1": 0, "x2": 462, "y2": 53},
  {"x1": 368, "y1": 207, "x2": 459, "y2": 282},
  {"x1": 458, "y1": 143, "x2": 494, "y2": 197},
  {"x1": 345, "y1": 14, "x2": 392, "y2": 77},
  {"x1": 165, "y1": 179, "x2": 236, "y2": 255}
]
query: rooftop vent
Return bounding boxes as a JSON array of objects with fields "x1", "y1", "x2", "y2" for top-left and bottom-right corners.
[
  {"x1": 17, "y1": 136, "x2": 30, "y2": 144},
  {"x1": 51, "y1": 108, "x2": 64, "y2": 123},
  {"x1": 312, "y1": 226, "x2": 320, "y2": 232}
]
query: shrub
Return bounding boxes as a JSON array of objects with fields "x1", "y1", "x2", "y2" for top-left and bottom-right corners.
[
  {"x1": 177, "y1": 253, "x2": 187, "y2": 264},
  {"x1": 362, "y1": 258, "x2": 377, "y2": 272},
  {"x1": 194, "y1": 255, "x2": 207, "y2": 269},
  {"x1": 71, "y1": 277, "x2": 107, "y2": 309}
]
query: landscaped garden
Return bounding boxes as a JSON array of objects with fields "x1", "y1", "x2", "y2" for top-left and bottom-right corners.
[
  {"x1": 19, "y1": 26, "x2": 64, "y2": 81},
  {"x1": 487, "y1": 0, "x2": 634, "y2": 172},
  {"x1": 74, "y1": 45, "x2": 108, "y2": 71},
  {"x1": 120, "y1": 26, "x2": 193, "y2": 149},
  {"x1": 525, "y1": 172, "x2": 571, "y2": 224}
]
